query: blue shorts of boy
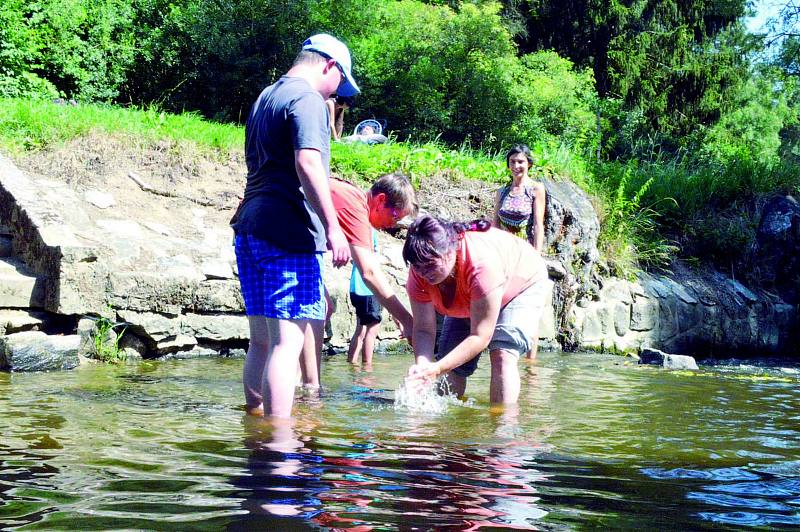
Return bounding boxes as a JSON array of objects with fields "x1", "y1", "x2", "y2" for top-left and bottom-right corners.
[
  {"x1": 349, "y1": 292, "x2": 382, "y2": 325},
  {"x1": 235, "y1": 233, "x2": 326, "y2": 320},
  {"x1": 435, "y1": 279, "x2": 549, "y2": 377}
]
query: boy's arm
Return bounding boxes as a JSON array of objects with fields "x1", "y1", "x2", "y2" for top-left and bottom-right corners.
[
  {"x1": 295, "y1": 148, "x2": 350, "y2": 267},
  {"x1": 350, "y1": 244, "x2": 413, "y2": 338}
]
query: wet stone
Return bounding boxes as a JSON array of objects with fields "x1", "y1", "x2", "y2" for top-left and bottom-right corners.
[{"x1": 0, "y1": 331, "x2": 80, "y2": 371}]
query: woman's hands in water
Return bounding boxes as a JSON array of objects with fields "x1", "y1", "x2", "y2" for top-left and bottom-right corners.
[{"x1": 406, "y1": 357, "x2": 442, "y2": 388}]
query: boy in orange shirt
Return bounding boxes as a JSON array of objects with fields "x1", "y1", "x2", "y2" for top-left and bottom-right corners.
[{"x1": 301, "y1": 173, "x2": 418, "y2": 383}]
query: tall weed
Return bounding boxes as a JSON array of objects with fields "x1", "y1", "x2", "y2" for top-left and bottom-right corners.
[{"x1": 597, "y1": 166, "x2": 678, "y2": 276}]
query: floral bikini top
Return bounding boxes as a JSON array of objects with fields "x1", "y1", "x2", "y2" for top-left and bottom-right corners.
[{"x1": 497, "y1": 183, "x2": 536, "y2": 236}]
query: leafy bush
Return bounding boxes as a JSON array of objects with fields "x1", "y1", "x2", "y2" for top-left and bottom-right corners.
[
  {"x1": 508, "y1": 52, "x2": 597, "y2": 153},
  {"x1": 350, "y1": 1, "x2": 597, "y2": 150},
  {"x1": 696, "y1": 66, "x2": 797, "y2": 167},
  {"x1": 0, "y1": 0, "x2": 138, "y2": 101},
  {"x1": 0, "y1": 0, "x2": 58, "y2": 99}
]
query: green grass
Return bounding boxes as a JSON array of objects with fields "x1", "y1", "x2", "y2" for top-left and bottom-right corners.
[
  {"x1": 91, "y1": 316, "x2": 127, "y2": 364},
  {"x1": 0, "y1": 97, "x2": 664, "y2": 276},
  {"x1": 0, "y1": 97, "x2": 586, "y2": 183},
  {"x1": 0, "y1": 98, "x2": 243, "y2": 155},
  {"x1": 592, "y1": 155, "x2": 800, "y2": 275}
]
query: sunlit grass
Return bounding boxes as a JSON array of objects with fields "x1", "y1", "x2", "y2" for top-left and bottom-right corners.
[{"x1": 0, "y1": 98, "x2": 243, "y2": 155}]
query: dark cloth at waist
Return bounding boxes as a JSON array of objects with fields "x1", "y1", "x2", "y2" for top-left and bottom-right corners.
[{"x1": 231, "y1": 192, "x2": 325, "y2": 253}]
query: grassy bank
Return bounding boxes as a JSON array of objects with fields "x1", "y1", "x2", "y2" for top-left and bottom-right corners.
[
  {"x1": 0, "y1": 99, "x2": 586, "y2": 185},
  {"x1": 2, "y1": 98, "x2": 796, "y2": 280},
  {"x1": 0, "y1": 99, "x2": 243, "y2": 154}
]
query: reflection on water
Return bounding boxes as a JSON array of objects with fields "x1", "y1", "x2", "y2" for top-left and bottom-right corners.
[{"x1": 0, "y1": 353, "x2": 799, "y2": 529}]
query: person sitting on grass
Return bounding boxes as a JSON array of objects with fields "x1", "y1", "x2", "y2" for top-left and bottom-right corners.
[
  {"x1": 347, "y1": 229, "x2": 382, "y2": 368},
  {"x1": 402, "y1": 216, "x2": 549, "y2": 405}
]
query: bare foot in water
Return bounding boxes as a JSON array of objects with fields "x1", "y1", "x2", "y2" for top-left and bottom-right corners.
[{"x1": 245, "y1": 404, "x2": 264, "y2": 416}]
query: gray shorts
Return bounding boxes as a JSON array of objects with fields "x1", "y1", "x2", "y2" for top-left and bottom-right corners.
[{"x1": 436, "y1": 279, "x2": 550, "y2": 377}]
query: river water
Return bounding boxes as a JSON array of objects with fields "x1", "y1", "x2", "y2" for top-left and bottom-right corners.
[{"x1": 0, "y1": 351, "x2": 799, "y2": 530}]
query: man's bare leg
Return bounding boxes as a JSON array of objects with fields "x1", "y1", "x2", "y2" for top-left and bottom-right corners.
[
  {"x1": 263, "y1": 318, "x2": 308, "y2": 418},
  {"x1": 243, "y1": 315, "x2": 270, "y2": 415}
]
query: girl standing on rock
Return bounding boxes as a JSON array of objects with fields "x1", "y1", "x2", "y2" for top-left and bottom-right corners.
[
  {"x1": 494, "y1": 144, "x2": 546, "y2": 252},
  {"x1": 493, "y1": 144, "x2": 547, "y2": 359},
  {"x1": 402, "y1": 215, "x2": 549, "y2": 405}
]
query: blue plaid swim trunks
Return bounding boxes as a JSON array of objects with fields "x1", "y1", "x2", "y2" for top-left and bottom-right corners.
[{"x1": 234, "y1": 233, "x2": 326, "y2": 320}]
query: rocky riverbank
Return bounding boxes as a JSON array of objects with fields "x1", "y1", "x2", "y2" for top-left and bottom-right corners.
[{"x1": 0, "y1": 136, "x2": 796, "y2": 371}]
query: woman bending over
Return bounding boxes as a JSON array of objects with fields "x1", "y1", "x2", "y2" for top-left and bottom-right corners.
[{"x1": 403, "y1": 216, "x2": 549, "y2": 404}]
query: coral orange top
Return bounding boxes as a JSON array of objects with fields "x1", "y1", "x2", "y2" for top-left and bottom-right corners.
[
  {"x1": 406, "y1": 228, "x2": 547, "y2": 318},
  {"x1": 329, "y1": 178, "x2": 372, "y2": 249}
]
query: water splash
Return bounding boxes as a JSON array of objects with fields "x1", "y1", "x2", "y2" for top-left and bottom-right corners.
[{"x1": 393, "y1": 378, "x2": 471, "y2": 413}]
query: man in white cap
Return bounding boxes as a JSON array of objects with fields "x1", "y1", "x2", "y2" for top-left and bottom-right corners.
[{"x1": 232, "y1": 34, "x2": 360, "y2": 418}]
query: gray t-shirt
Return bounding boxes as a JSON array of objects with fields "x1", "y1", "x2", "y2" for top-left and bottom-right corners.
[{"x1": 233, "y1": 76, "x2": 330, "y2": 253}]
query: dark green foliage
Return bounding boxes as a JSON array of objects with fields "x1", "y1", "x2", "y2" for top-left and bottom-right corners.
[
  {"x1": 349, "y1": 1, "x2": 596, "y2": 149},
  {"x1": 123, "y1": 0, "x2": 322, "y2": 121},
  {"x1": 0, "y1": 0, "x2": 137, "y2": 101},
  {"x1": 509, "y1": 0, "x2": 764, "y2": 158},
  {"x1": 0, "y1": 0, "x2": 57, "y2": 98}
]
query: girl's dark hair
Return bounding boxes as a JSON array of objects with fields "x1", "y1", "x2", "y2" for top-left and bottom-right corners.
[
  {"x1": 505, "y1": 143, "x2": 534, "y2": 166},
  {"x1": 403, "y1": 215, "x2": 491, "y2": 266}
]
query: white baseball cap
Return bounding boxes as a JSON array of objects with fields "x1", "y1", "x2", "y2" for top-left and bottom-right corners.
[{"x1": 302, "y1": 34, "x2": 360, "y2": 97}]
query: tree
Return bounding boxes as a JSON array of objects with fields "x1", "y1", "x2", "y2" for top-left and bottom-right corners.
[{"x1": 508, "y1": 0, "x2": 751, "y2": 156}]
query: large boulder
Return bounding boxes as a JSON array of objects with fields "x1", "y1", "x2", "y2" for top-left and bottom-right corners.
[
  {"x1": 0, "y1": 331, "x2": 80, "y2": 371},
  {"x1": 754, "y1": 195, "x2": 800, "y2": 304},
  {"x1": 543, "y1": 179, "x2": 601, "y2": 289},
  {"x1": 541, "y1": 179, "x2": 601, "y2": 349}
]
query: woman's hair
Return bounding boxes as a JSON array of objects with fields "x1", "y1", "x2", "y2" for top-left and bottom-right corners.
[
  {"x1": 403, "y1": 215, "x2": 490, "y2": 266},
  {"x1": 505, "y1": 144, "x2": 534, "y2": 167},
  {"x1": 370, "y1": 172, "x2": 419, "y2": 217}
]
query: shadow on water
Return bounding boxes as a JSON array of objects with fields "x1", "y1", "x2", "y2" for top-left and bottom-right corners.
[
  {"x1": 0, "y1": 391, "x2": 65, "y2": 529},
  {"x1": 0, "y1": 444, "x2": 60, "y2": 529}
]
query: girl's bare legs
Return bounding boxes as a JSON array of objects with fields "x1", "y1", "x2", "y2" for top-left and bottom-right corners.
[
  {"x1": 489, "y1": 349, "x2": 520, "y2": 404},
  {"x1": 361, "y1": 322, "x2": 380, "y2": 367},
  {"x1": 348, "y1": 322, "x2": 366, "y2": 364}
]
